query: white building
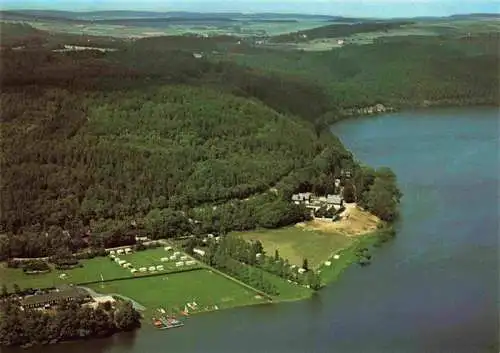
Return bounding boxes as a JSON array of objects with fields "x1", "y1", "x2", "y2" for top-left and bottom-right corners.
[{"x1": 193, "y1": 248, "x2": 205, "y2": 257}]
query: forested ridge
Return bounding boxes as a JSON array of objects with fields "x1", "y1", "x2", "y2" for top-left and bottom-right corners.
[{"x1": 0, "y1": 23, "x2": 407, "y2": 259}]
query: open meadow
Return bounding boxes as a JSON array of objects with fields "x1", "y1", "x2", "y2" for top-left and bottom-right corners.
[{"x1": 233, "y1": 227, "x2": 353, "y2": 268}]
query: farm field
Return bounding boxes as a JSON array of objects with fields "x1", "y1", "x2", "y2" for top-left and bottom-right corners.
[
  {"x1": 233, "y1": 227, "x2": 353, "y2": 268},
  {"x1": 0, "y1": 257, "x2": 131, "y2": 291},
  {"x1": 19, "y1": 19, "x2": 326, "y2": 38},
  {"x1": 88, "y1": 269, "x2": 268, "y2": 316}
]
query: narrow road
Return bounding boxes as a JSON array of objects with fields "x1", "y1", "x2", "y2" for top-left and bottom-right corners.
[{"x1": 79, "y1": 286, "x2": 146, "y2": 311}]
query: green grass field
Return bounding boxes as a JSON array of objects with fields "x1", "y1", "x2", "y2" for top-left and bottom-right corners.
[
  {"x1": 88, "y1": 269, "x2": 268, "y2": 316},
  {"x1": 0, "y1": 247, "x2": 201, "y2": 291},
  {"x1": 0, "y1": 257, "x2": 131, "y2": 291},
  {"x1": 233, "y1": 227, "x2": 353, "y2": 268},
  {"x1": 317, "y1": 232, "x2": 379, "y2": 284},
  {"x1": 117, "y1": 247, "x2": 199, "y2": 271}
]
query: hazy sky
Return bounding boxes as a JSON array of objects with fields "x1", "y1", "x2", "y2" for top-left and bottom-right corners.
[{"x1": 1, "y1": 0, "x2": 499, "y2": 18}]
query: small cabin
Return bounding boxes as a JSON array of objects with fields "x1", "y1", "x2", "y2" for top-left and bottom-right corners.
[{"x1": 193, "y1": 248, "x2": 205, "y2": 257}]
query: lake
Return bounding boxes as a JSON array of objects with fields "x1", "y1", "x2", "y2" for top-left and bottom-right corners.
[{"x1": 5, "y1": 107, "x2": 498, "y2": 353}]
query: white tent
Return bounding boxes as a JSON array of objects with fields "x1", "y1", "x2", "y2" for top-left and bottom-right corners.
[
  {"x1": 180, "y1": 255, "x2": 188, "y2": 261},
  {"x1": 185, "y1": 260, "x2": 196, "y2": 266},
  {"x1": 160, "y1": 257, "x2": 169, "y2": 262},
  {"x1": 109, "y1": 250, "x2": 116, "y2": 255},
  {"x1": 148, "y1": 266, "x2": 156, "y2": 272},
  {"x1": 117, "y1": 249, "x2": 124, "y2": 254},
  {"x1": 139, "y1": 267, "x2": 147, "y2": 272},
  {"x1": 324, "y1": 261, "x2": 332, "y2": 266},
  {"x1": 333, "y1": 254, "x2": 340, "y2": 260},
  {"x1": 175, "y1": 261, "x2": 184, "y2": 267},
  {"x1": 156, "y1": 265, "x2": 164, "y2": 271},
  {"x1": 298, "y1": 268, "x2": 306, "y2": 274},
  {"x1": 164, "y1": 246, "x2": 173, "y2": 251}
]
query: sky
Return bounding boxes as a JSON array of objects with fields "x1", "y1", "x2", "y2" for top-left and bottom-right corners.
[{"x1": 1, "y1": 0, "x2": 499, "y2": 18}]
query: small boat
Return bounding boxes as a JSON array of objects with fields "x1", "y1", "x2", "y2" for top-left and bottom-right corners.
[{"x1": 159, "y1": 316, "x2": 184, "y2": 329}]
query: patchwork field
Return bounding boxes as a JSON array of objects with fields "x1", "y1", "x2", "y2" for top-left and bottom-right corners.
[
  {"x1": 88, "y1": 269, "x2": 268, "y2": 316},
  {"x1": 233, "y1": 227, "x2": 353, "y2": 268}
]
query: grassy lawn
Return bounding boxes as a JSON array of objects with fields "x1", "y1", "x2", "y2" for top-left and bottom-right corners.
[
  {"x1": 117, "y1": 247, "x2": 199, "y2": 272},
  {"x1": 0, "y1": 248, "x2": 200, "y2": 291},
  {"x1": 0, "y1": 257, "x2": 131, "y2": 291},
  {"x1": 88, "y1": 269, "x2": 267, "y2": 317},
  {"x1": 317, "y1": 232, "x2": 380, "y2": 284},
  {"x1": 233, "y1": 227, "x2": 353, "y2": 268}
]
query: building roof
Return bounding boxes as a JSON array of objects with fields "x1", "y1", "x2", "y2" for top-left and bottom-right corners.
[
  {"x1": 326, "y1": 194, "x2": 343, "y2": 204},
  {"x1": 292, "y1": 192, "x2": 312, "y2": 201},
  {"x1": 21, "y1": 286, "x2": 90, "y2": 307}
]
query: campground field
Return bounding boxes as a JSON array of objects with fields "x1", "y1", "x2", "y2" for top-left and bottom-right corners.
[
  {"x1": 233, "y1": 227, "x2": 353, "y2": 268},
  {"x1": 0, "y1": 247, "x2": 201, "y2": 291},
  {"x1": 0, "y1": 257, "x2": 131, "y2": 290},
  {"x1": 88, "y1": 269, "x2": 269, "y2": 316}
]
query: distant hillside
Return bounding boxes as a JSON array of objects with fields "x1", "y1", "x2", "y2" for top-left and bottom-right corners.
[
  {"x1": 271, "y1": 21, "x2": 414, "y2": 42},
  {"x1": 0, "y1": 10, "x2": 335, "y2": 22}
]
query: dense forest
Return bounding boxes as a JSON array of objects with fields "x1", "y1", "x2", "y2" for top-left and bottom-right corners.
[
  {"x1": 10, "y1": 20, "x2": 497, "y2": 260},
  {"x1": 231, "y1": 34, "x2": 499, "y2": 111},
  {"x1": 0, "y1": 298, "x2": 141, "y2": 347}
]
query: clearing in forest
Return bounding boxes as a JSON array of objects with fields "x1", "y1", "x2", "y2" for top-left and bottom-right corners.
[{"x1": 234, "y1": 227, "x2": 353, "y2": 268}]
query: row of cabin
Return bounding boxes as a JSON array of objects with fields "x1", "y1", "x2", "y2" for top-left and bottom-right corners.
[
  {"x1": 109, "y1": 248, "x2": 132, "y2": 256},
  {"x1": 137, "y1": 265, "x2": 164, "y2": 273},
  {"x1": 21, "y1": 286, "x2": 92, "y2": 310}
]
